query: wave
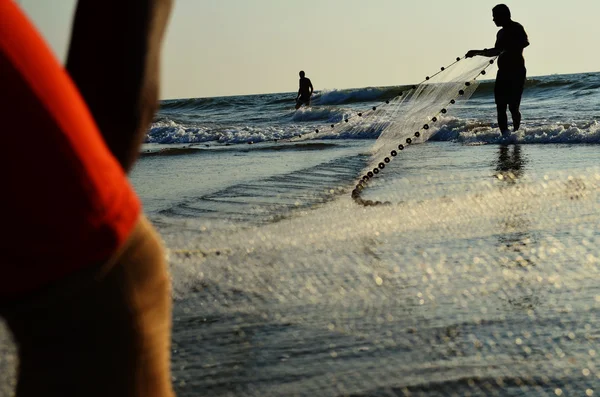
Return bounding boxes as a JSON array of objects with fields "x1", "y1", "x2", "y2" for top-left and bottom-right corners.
[
  {"x1": 158, "y1": 72, "x2": 599, "y2": 114},
  {"x1": 312, "y1": 86, "x2": 409, "y2": 105},
  {"x1": 139, "y1": 142, "x2": 341, "y2": 158},
  {"x1": 147, "y1": 71, "x2": 600, "y2": 146},
  {"x1": 140, "y1": 147, "x2": 203, "y2": 157},
  {"x1": 346, "y1": 374, "x2": 569, "y2": 397},
  {"x1": 146, "y1": 117, "x2": 319, "y2": 144},
  {"x1": 290, "y1": 106, "x2": 347, "y2": 122},
  {"x1": 159, "y1": 95, "x2": 261, "y2": 113},
  {"x1": 267, "y1": 96, "x2": 300, "y2": 105},
  {"x1": 472, "y1": 72, "x2": 600, "y2": 98},
  {"x1": 317, "y1": 74, "x2": 596, "y2": 104},
  {"x1": 147, "y1": 115, "x2": 600, "y2": 146},
  {"x1": 432, "y1": 118, "x2": 600, "y2": 144}
]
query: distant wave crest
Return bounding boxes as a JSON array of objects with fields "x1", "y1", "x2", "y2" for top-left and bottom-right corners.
[
  {"x1": 159, "y1": 73, "x2": 595, "y2": 112},
  {"x1": 147, "y1": 116, "x2": 600, "y2": 145}
]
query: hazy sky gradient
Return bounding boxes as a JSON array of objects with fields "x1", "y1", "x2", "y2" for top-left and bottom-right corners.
[{"x1": 21, "y1": 0, "x2": 600, "y2": 99}]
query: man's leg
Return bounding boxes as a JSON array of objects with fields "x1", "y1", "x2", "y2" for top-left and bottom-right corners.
[
  {"x1": 495, "y1": 71, "x2": 511, "y2": 136},
  {"x1": 509, "y1": 74, "x2": 525, "y2": 132},
  {"x1": 509, "y1": 102, "x2": 522, "y2": 131},
  {"x1": 4, "y1": 216, "x2": 174, "y2": 397},
  {"x1": 496, "y1": 103, "x2": 509, "y2": 134}
]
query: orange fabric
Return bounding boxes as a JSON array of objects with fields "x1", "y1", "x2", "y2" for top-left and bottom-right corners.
[{"x1": 0, "y1": 0, "x2": 141, "y2": 298}]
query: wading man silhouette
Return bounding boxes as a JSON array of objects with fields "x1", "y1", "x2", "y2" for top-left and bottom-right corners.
[
  {"x1": 466, "y1": 4, "x2": 529, "y2": 138},
  {"x1": 295, "y1": 70, "x2": 314, "y2": 110}
]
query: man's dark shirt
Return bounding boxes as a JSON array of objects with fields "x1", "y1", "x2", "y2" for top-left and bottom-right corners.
[
  {"x1": 495, "y1": 20, "x2": 529, "y2": 72},
  {"x1": 299, "y1": 77, "x2": 312, "y2": 98}
]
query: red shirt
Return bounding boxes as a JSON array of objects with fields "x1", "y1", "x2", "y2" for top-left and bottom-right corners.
[{"x1": 0, "y1": 0, "x2": 141, "y2": 298}]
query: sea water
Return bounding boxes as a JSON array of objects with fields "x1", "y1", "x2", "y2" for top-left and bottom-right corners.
[{"x1": 1, "y1": 71, "x2": 600, "y2": 396}]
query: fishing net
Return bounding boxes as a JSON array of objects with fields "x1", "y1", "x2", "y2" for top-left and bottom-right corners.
[{"x1": 349, "y1": 56, "x2": 494, "y2": 202}]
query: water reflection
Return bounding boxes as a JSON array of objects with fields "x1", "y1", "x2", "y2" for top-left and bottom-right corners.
[
  {"x1": 495, "y1": 144, "x2": 524, "y2": 182},
  {"x1": 495, "y1": 144, "x2": 530, "y2": 263},
  {"x1": 493, "y1": 144, "x2": 542, "y2": 310}
]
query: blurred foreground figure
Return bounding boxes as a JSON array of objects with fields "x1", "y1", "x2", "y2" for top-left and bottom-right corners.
[{"x1": 0, "y1": 0, "x2": 175, "y2": 395}]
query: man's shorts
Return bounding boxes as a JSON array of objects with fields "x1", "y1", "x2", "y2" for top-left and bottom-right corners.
[
  {"x1": 495, "y1": 68, "x2": 526, "y2": 106},
  {"x1": 0, "y1": 0, "x2": 141, "y2": 299},
  {"x1": 297, "y1": 95, "x2": 311, "y2": 106}
]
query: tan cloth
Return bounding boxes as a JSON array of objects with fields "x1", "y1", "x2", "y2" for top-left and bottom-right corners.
[{"x1": 1, "y1": 216, "x2": 174, "y2": 397}]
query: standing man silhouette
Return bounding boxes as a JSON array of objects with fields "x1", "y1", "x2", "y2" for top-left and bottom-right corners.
[
  {"x1": 295, "y1": 70, "x2": 314, "y2": 109},
  {"x1": 466, "y1": 4, "x2": 529, "y2": 138}
]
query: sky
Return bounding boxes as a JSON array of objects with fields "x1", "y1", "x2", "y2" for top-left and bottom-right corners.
[{"x1": 20, "y1": 0, "x2": 600, "y2": 99}]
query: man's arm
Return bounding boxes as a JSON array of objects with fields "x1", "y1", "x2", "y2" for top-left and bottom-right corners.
[
  {"x1": 467, "y1": 29, "x2": 505, "y2": 58},
  {"x1": 466, "y1": 48, "x2": 502, "y2": 58},
  {"x1": 309, "y1": 79, "x2": 313, "y2": 96},
  {"x1": 66, "y1": 0, "x2": 173, "y2": 172},
  {"x1": 520, "y1": 25, "x2": 530, "y2": 49}
]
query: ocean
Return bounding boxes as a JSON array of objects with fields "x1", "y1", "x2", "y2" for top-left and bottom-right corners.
[{"x1": 1, "y1": 68, "x2": 600, "y2": 396}]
